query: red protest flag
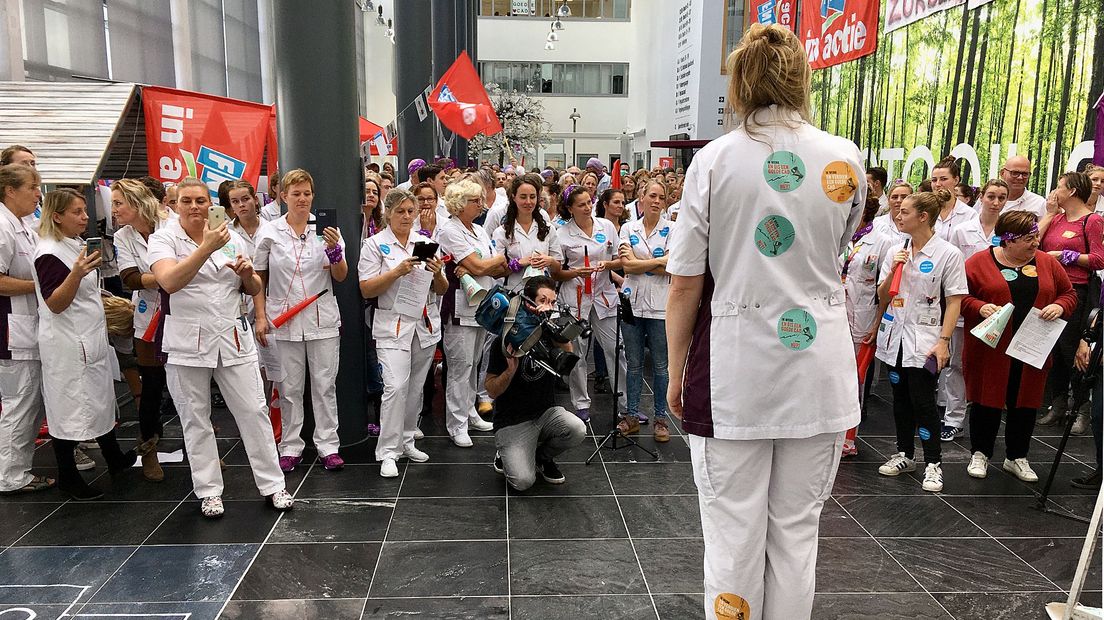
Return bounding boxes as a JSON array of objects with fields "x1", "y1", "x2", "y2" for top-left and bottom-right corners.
[{"x1": 428, "y1": 51, "x2": 503, "y2": 140}]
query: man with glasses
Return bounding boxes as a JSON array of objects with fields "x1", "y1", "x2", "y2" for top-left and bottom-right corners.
[{"x1": 1000, "y1": 156, "x2": 1047, "y2": 218}]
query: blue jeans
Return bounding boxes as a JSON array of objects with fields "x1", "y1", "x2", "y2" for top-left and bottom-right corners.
[{"x1": 622, "y1": 318, "x2": 668, "y2": 419}]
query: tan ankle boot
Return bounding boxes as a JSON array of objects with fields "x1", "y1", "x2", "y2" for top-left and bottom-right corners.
[{"x1": 136, "y1": 435, "x2": 164, "y2": 482}]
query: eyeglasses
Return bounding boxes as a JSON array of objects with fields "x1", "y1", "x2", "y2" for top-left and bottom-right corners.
[{"x1": 1003, "y1": 169, "x2": 1030, "y2": 179}]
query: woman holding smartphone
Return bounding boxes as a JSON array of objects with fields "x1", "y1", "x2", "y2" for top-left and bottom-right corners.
[
  {"x1": 874, "y1": 190, "x2": 968, "y2": 492},
  {"x1": 35, "y1": 189, "x2": 136, "y2": 499},
  {"x1": 358, "y1": 189, "x2": 448, "y2": 477},
  {"x1": 253, "y1": 169, "x2": 347, "y2": 473}
]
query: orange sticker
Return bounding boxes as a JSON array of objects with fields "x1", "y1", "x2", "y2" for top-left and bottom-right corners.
[
  {"x1": 1062, "y1": 230, "x2": 1078, "y2": 239},
  {"x1": 715, "y1": 593, "x2": 751, "y2": 620},
  {"x1": 892, "y1": 297, "x2": 905, "y2": 307},
  {"x1": 821, "y1": 161, "x2": 859, "y2": 203},
  {"x1": 1022, "y1": 265, "x2": 1038, "y2": 277}
]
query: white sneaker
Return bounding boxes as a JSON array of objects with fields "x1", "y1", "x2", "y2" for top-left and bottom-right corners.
[
  {"x1": 967, "y1": 452, "x2": 989, "y2": 478},
  {"x1": 200, "y1": 496, "x2": 224, "y2": 518},
  {"x1": 451, "y1": 432, "x2": 473, "y2": 448},
  {"x1": 267, "y1": 489, "x2": 294, "y2": 511},
  {"x1": 878, "y1": 452, "x2": 917, "y2": 477},
  {"x1": 468, "y1": 417, "x2": 494, "y2": 432},
  {"x1": 74, "y1": 447, "x2": 95, "y2": 471},
  {"x1": 922, "y1": 463, "x2": 943, "y2": 492},
  {"x1": 1003, "y1": 458, "x2": 1039, "y2": 482},
  {"x1": 413, "y1": 428, "x2": 425, "y2": 440},
  {"x1": 402, "y1": 446, "x2": 430, "y2": 463},
  {"x1": 380, "y1": 458, "x2": 399, "y2": 478}
]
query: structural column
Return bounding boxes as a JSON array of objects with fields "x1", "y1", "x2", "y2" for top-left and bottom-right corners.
[
  {"x1": 394, "y1": 0, "x2": 436, "y2": 166},
  {"x1": 431, "y1": 0, "x2": 477, "y2": 166},
  {"x1": 271, "y1": 0, "x2": 366, "y2": 444}
]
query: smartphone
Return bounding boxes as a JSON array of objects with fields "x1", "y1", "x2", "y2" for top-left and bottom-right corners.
[
  {"x1": 314, "y1": 208, "x2": 336, "y2": 232},
  {"x1": 923, "y1": 354, "x2": 940, "y2": 376},
  {"x1": 84, "y1": 237, "x2": 102, "y2": 256},
  {"x1": 207, "y1": 205, "x2": 227, "y2": 230},
  {"x1": 413, "y1": 241, "x2": 440, "y2": 261}
]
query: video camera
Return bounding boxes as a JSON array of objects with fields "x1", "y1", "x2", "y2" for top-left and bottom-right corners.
[{"x1": 474, "y1": 285, "x2": 592, "y2": 377}]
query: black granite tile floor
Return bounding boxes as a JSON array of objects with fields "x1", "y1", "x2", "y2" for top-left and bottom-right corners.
[{"x1": 0, "y1": 372, "x2": 1098, "y2": 619}]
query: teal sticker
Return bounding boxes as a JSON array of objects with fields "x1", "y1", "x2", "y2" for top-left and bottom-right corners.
[
  {"x1": 777, "y1": 308, "x2": 817, "y2": 351},
  {"x1": 220, "y1": 243, "x2": 237, "y2": 259},
  {"x1": 991, "y1": 235, "x2": 1001, "y2": 247},
  {"x1": 755, "y1": 215, "x2": 796, "y2": 257},
  {"x1": 629, "y1": 234, "x2": 640, "y2": 246},
  {"x1": 763, "y1": 151, "x2": 806, "y2": 192},
  {"x1": 1001, "y1": 268, "x2": 1018, "y2": 281},
  {"x1": 595, "y1": 233, "x2": 607, "y2": 243},
  {"x1": 919, "y1": 260, "x2": 934, "y2": 273},
  {"x1": 380, "y1": 244, "x2": 391, "y2": 255}
]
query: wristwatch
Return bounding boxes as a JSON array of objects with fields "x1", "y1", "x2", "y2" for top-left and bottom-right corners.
[{"x1": 939, "y1": 336, "x2": 952, "y2": 342}]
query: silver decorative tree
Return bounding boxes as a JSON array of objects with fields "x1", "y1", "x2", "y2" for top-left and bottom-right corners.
[{"x1": 469, "y1": 82, "x2": 551, "y2": 167}]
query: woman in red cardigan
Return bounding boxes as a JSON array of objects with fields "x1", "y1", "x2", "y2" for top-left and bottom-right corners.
[{"x1": 962, "y1": 210, "x2": 1079, "y2": 483}]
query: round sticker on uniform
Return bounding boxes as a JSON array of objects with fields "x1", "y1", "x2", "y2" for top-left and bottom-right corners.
[
  {"x1": 991, "y1": 235, "x2": 1001, "y2": 247},
  {"x1": 918, "y1": 427, "x2": 932, "y2": 441},
  {"x1": 777, "y1": 308, "x2": 817, "y2": 351},
  {"x1": 1001, "y1": 268, "x2": 1018, "y2": 281},
  {"x1": 714, "y1": 593, "x2": 751, "y2": 620},
  {"x1": 623, "y1": 287, "x2": 631, "y2": 295},
  {"x1": 652, "y1": 247, "x2": 665, "y2": 258},
  {"x1": 1021, "y1": 265, "x2": 1038, "y2": 277},
  {"x1": 137, "y1": 299, "x2": 147, "y2": 313},
  {"x1": 380, "y1": 244, "x2": 391, "y2": 255},
  {"x1": 754, "y1": 215, "x2": 796, "y2": 257},
  {"x1": 762, "y1": 151, "x2": 806, "y2": 192},
  {"x1": 595, "y1": 233, "x2": 607, "y2": 243},
  {"x1": 629, "y1": 234, "x2": 640, "y2": 246},
  {"x1": 820, "y1": 160, "x2": 859, "y2": 203},
  {"x1": 918, "y1": 260, "x2": 934, "y2": 273},
  {"x1": 220, "y1": 243, "x2": 237, "y2": 259},
  {"x1": 888, "y1": 370, "x2": 900, "y2": 384},
  {"x1": 659, "y1": 226, "x2": 670, "y2": 237}
]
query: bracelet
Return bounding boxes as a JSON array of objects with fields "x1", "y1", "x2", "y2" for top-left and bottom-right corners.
[
  {"x1": 508, "y1": 258, "x2": 521, "y2": 273},
  {"x1": 939, "y1": 336, "x2": 952, "y2": 342},
  {"x1": 417, "y1": 228, "x2": 432, "y2": 238},
  {"x1": 325, "y1": 244, "x2": 344, "y2": 265},
  {"x1": 1059, "y1": 249, "x2": 1080, "y2": 266}
]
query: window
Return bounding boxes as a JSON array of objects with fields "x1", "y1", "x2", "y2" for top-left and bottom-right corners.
[
  {"x1": 480, "y1": 61, "x2": 629, "y2": 97},
  {"x1": 479, "y1": 0, "x2": 631, "y2": 19}
]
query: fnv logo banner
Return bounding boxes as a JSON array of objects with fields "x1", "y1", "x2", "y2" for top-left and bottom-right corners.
[
  {"x1": 800, "y1": 0, "x2": 880, "y2": 69},
  {"x1": 142, "y1": 86, "x2": 271, "y2": 195}
]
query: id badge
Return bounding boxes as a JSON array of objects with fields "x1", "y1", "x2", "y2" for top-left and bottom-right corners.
[{"x1": 917, "y1": 306, "x2": 940, "y2": 327}]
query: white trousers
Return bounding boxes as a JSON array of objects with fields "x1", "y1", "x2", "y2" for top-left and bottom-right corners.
[
  {"x1": 0, "y1": 359, "x2": 44, "y2": 491},
  {"x1": 376, "y1": 343, "x2": 435, "y2": 461},
  {"x1": 167, "y1": 361, "x2": 285, "y2": 499},
  {"x1": 442, "y1": 323, "x2": 484, "y2": 437},
  {"x1": 276, "y1": 337, "x2": 341, "y2": 458},
  {"x1": 937, "y1": 326, "x2": 966, "y2": 429},
  {"x1": 690, "y1": 431, "x2": 843, "y2": 620},
  {"x1": 476, "y1": 331, "x2": 495, "y2": 404},
  {"x1": 567, "y1": 311, "x2": 627, "y2": 412}
]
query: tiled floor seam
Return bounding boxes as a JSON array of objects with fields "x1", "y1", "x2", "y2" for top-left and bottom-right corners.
[
  {"x1": 358, "y1": 458, "x2": 408, "y2": 619},
  {"x1": 215, "y1": 457, "x2": 320, "y2": 619},
  {"x1": 831, "y1": 496, "x2": 960, "y2": 620},
  {"x1": 592, "y1": 415, "x2": 663, "y2": 620}
]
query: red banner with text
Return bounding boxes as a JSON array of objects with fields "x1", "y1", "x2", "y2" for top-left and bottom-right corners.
[
  {"x1": 750, "y1": 0, "x2": 797, "y2": 31},
  {"x1": 800, "y1": 0, "x2": 879, "y2": 69},
  {"x1": 142, "y1": 86, "x2": 271, "y2": 193}
]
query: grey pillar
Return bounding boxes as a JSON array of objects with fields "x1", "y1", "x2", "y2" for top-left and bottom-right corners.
[
  {"x1": 394, "y1": 0, "x2": 435, "y2": 168},
  {"x1": 431, "y1": 0, "x2": 474, "y2": 167},
  {"x1": 272, "y1": 0, "x2": 366, "y2": 445}
]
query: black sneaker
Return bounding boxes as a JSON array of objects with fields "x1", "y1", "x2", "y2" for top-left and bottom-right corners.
[
  {"x1": 1071, "y1": 469, "x2": 1101, "y2": 489},
  {"x1": 538, "y1": 459, "x2": 565, "y2": 484},
  {"x1": 493, "y1": 454, "x2": 505, "y2": 475}
]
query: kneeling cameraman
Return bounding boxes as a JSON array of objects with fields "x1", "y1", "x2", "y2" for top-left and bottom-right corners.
[{"x1": 486, "y1": 276, "x2": 586, "y2": 490}]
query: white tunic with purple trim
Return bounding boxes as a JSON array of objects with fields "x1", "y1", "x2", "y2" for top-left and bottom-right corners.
[{"x1": 666, "y1": 107, "x2": 865, "y2": 440}]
